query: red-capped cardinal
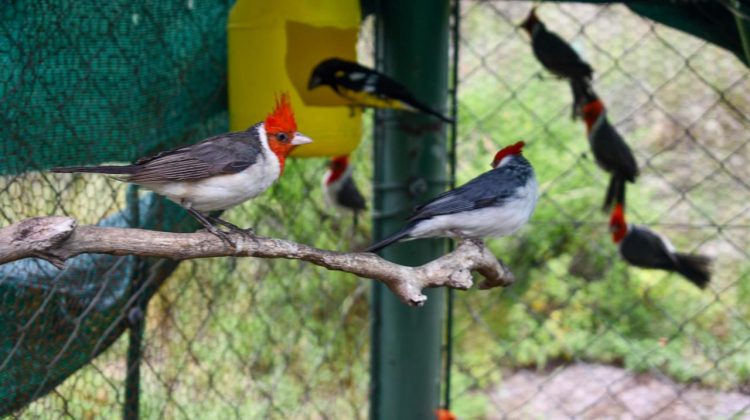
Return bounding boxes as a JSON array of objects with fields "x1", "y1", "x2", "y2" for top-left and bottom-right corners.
[
  {"x1": 520, "y1": 8, "x2": 594, "y2": 119},
  {"x1": 366, "y1": 141, "x2": 537, "y2": 253},
  {"x1": 53, "y1": 93, "x2": 312, "y2": 244},
  {"x1": 610, "y1": 204, "x2": 711, "y2": 289},
  {"x1": 322, "y1": 155, "x2": 367, "y2": 226},
  {"x1": 580, "y1": 90, "x2": 639, "y2": 212}
]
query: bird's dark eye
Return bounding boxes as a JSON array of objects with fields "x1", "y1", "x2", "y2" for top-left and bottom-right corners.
[{"x1": 276, "y1": 133, "x2": 289, "y2": 142}]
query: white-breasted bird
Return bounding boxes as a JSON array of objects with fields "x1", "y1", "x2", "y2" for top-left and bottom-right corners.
[
  {"x1": 609, "y1": 204, "x2": 711, "y2": 289},
  {"x1": 366, "y1": 141, "x2": 537, "y2": 252},
  {"x1": 53, "y1": 93, "x2": 312, "y2": 244},
  {"x1": 322, "y1": 155, "x2": 366, "y2": 226}
]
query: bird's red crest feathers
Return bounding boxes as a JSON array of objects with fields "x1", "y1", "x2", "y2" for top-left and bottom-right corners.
[
  {"x1": 265, "y1": 93, "x2": 297, "y2": 134},
  {"x1": 609, "y1": 203, "x2": 628, "y2": 243},
  {"x1": 435, "y1": 408, "x2": 457, "y2": 420},
  {"x1": 492, "y1": 141, "x2": 525, "y2": 168},
  {"x1": 582, "y1": 99, "x2": 605, "y2": 132},
  {"x1": 327, "y1": 155, "x2": 350, "y2": 185}
]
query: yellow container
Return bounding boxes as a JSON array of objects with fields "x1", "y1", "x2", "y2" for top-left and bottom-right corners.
[{"x1": 228, "y1": 0, "x2": 363, "y2": 157}]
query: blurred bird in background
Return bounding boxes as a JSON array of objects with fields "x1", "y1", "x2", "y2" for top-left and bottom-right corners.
[
  {"x1": 610, "y1": 204, "x2": 711, "y2": 289},
  {"x1": 579, "y1": 86, "x2": 639, "y2": 212},
  {"x1": 520, "y1": 7, "x2": 594, "y2": 119},
  {"x1": 308, "y1": 57, "x2": 454, "y2": 123},
  {"x1": 322, "y1": 154, "x2": 367, "y2": 227}
]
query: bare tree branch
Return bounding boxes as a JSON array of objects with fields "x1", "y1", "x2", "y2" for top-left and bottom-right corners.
[{"x1": 0, "y1": 216, "x2": 515, "y2": 306}]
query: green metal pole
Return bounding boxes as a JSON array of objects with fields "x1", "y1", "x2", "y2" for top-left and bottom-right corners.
[{"x1": 370, "y1": 0, "x2": 450, "y2": 419}]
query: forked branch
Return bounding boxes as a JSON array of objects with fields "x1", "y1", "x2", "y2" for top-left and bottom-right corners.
[{"x1": 0, "y1": 217, "x2": 515, "y2": 306}]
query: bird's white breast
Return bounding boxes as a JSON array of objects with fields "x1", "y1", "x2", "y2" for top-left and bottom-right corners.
[
  {"x1": 146, "y1": 147, "x2": 280, "y2": 212},
  {"x1": 410, "y1": 177, "x2": 538, "y2": 240}
]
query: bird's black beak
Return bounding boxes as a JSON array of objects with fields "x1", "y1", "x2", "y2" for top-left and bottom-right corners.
[{"x1": 308, "y1": 76, "x2": 322, "y2": 90}]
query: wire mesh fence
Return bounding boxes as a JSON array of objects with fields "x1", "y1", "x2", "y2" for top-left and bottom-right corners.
[
  {"x1": 1, "y1": 2, "x2": 374, "y2": 418},
  {"x1": 2, "y1": 0, "x2": 750, "y2": 419},
  {"x1": 449, "y1": 1, "x2": 750, "y2": 418}
]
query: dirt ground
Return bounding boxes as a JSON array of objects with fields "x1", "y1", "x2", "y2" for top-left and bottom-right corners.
[{"x1": 488, "y1": 363, "x2": 750, "y2": 419}]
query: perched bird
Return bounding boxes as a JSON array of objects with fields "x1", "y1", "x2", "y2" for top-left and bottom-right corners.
[
  {"x1": 53, "y1": 93, "x2": 312, "y2": 244},
  {"x1": 520, "y1": 7, "x2": 594, "y2": 119},
  {"x1": 366, "y1": 141, "x2": 537, "y2": 253},
  {"x1": 308, "y1": 57, "x2": 454, "y2": 123},
  {"x1": 322, "y1": 155, "x2": 367, "y2": 226},
  {"x1": 610, "y1": 204, "x2": 711, "y2": 289},
  {"x1": 580, "y1": 89, "x2": 639, "y2": 212}
]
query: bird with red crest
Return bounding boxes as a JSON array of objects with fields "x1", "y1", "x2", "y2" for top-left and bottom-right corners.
[
  {"x1": 366, "y1": 141, "x2": 537, "y2": 252},
  {"x1": 53, "y1": 92, "x2": 313, "y2": 245},
  {"x1": 322, "y1": 154, "x2": 367, "y2": 227},
  {"x1": 609, "y1": 204, "x2": 711, "y2": 289}
]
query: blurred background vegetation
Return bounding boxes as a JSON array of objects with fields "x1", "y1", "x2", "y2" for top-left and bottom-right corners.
[{"x1": 4, "y1": 1, "x2": 750, "y2": 418}]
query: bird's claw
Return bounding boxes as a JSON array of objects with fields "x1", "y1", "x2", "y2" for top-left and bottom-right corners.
[{"x1": 200, "y1": 226, "x2": 237, "y2": 248}]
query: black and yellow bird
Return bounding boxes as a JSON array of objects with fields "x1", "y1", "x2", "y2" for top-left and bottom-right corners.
[{"x1": 308, "y1": 57, "x2": 454, "y2": 123}]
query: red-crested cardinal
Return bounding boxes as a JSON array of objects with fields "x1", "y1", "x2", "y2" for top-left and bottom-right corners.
[
  {"x1": 322, "y1": 155, "x2": 366, "y2": 226},
  {"x1": 580, "y1": 89, "x2": 639, "y2": 212},
  {"x1": 308, "y1": 57, "x2": 454, "y2": 123},
  {"x1": 53, "y1": 93, "x2": 312, "y2": 244},
  {"x1": 520, "y1": 8, "x2": 594, "y2": 119},
  {"x1": 366, "y1": 141, "x2": 537, "y2": 253},
  {"x1": 610, "y1": 204, "x2": 711, "y2": 289}
]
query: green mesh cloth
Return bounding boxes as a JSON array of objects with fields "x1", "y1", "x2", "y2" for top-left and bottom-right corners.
[
  {"x1": 547, "y1": 0, "x2": 750, "y2": 67},
  {"x1": 1, "y1": 0, "x2": 748, "y2": 415},
  {"x1": 0, "y1": 0, "x2": 230, "y2": 414}
]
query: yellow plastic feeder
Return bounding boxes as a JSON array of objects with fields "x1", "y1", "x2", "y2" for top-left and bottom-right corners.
[{"x1": 228, "y1": 0, "x2": 363, "y2": 157}]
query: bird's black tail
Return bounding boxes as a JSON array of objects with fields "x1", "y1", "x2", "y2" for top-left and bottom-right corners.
[
  {"x1": 569, "y1": 76, "x2": 594, "y2": 120},
  {"x1": 404, "y1": 99, "x2": 455, "y2": 124},
  {"x1": 603, "y1": 174, "x2": 627, "y2": 212},
  {"x1": 52, "y1": 165, "x2": 137, "y2": 175},
  {"x1": 673, "y1": 253, "x2": 712, "y2": 289},
  {"x1": 365, "y1": 224, "x2": 415, "y2": 253}
]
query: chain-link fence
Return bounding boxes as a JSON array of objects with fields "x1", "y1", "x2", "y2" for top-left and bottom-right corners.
[
  {"x1": 1, "y1": 2, "x2": 374, "y2": 418},
  {"x1": 449, "y1": 1, "x2": 750, "y2": 418},
  {"x1": 3, "y1": 1, "x2": 750, "y2": 419}
]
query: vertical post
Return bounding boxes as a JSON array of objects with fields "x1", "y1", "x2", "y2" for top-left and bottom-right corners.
[
  {"x1": 370, "y1": 0, "x2": 450, "y2": 419},
  {"x1": 443, "y1": 0, "x2": 461, "y2": 410},
  {"x1": 124, "y1": 185, "x2": 145, "y2": 420}
]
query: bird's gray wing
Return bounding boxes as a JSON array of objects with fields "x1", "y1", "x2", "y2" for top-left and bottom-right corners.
[
  {"x1": 128, "y1": 131, "x2": 262, "y2": 183},
  {"x1": 407, "y1": 165, "x2": 527, "y2": 222}
]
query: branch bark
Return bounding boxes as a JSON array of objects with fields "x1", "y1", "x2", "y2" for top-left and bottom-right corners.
[{"x1": 0, "y1": 216, "x2": 515, "y2": 306}]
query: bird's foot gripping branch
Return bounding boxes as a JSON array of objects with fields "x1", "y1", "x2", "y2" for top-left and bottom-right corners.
[{"x1": 0, "y1": 217, "x2": 515, "y2": 307}]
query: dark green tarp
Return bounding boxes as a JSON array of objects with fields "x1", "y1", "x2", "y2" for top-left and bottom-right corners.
[
  {"x1": 0, "y1": 0, "x2": 229, "y2": 414},
  {"x1": 547, "y1": 0, "x2": 750, "y2": 66}
]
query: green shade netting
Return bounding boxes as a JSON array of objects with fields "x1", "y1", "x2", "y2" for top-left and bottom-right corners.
[
  {"x1": 0, "y1": 0, "x2": 229, "y2": 414},
  {"x1": 1, "y1": 0, "x2": 748, "y2": 415}
]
